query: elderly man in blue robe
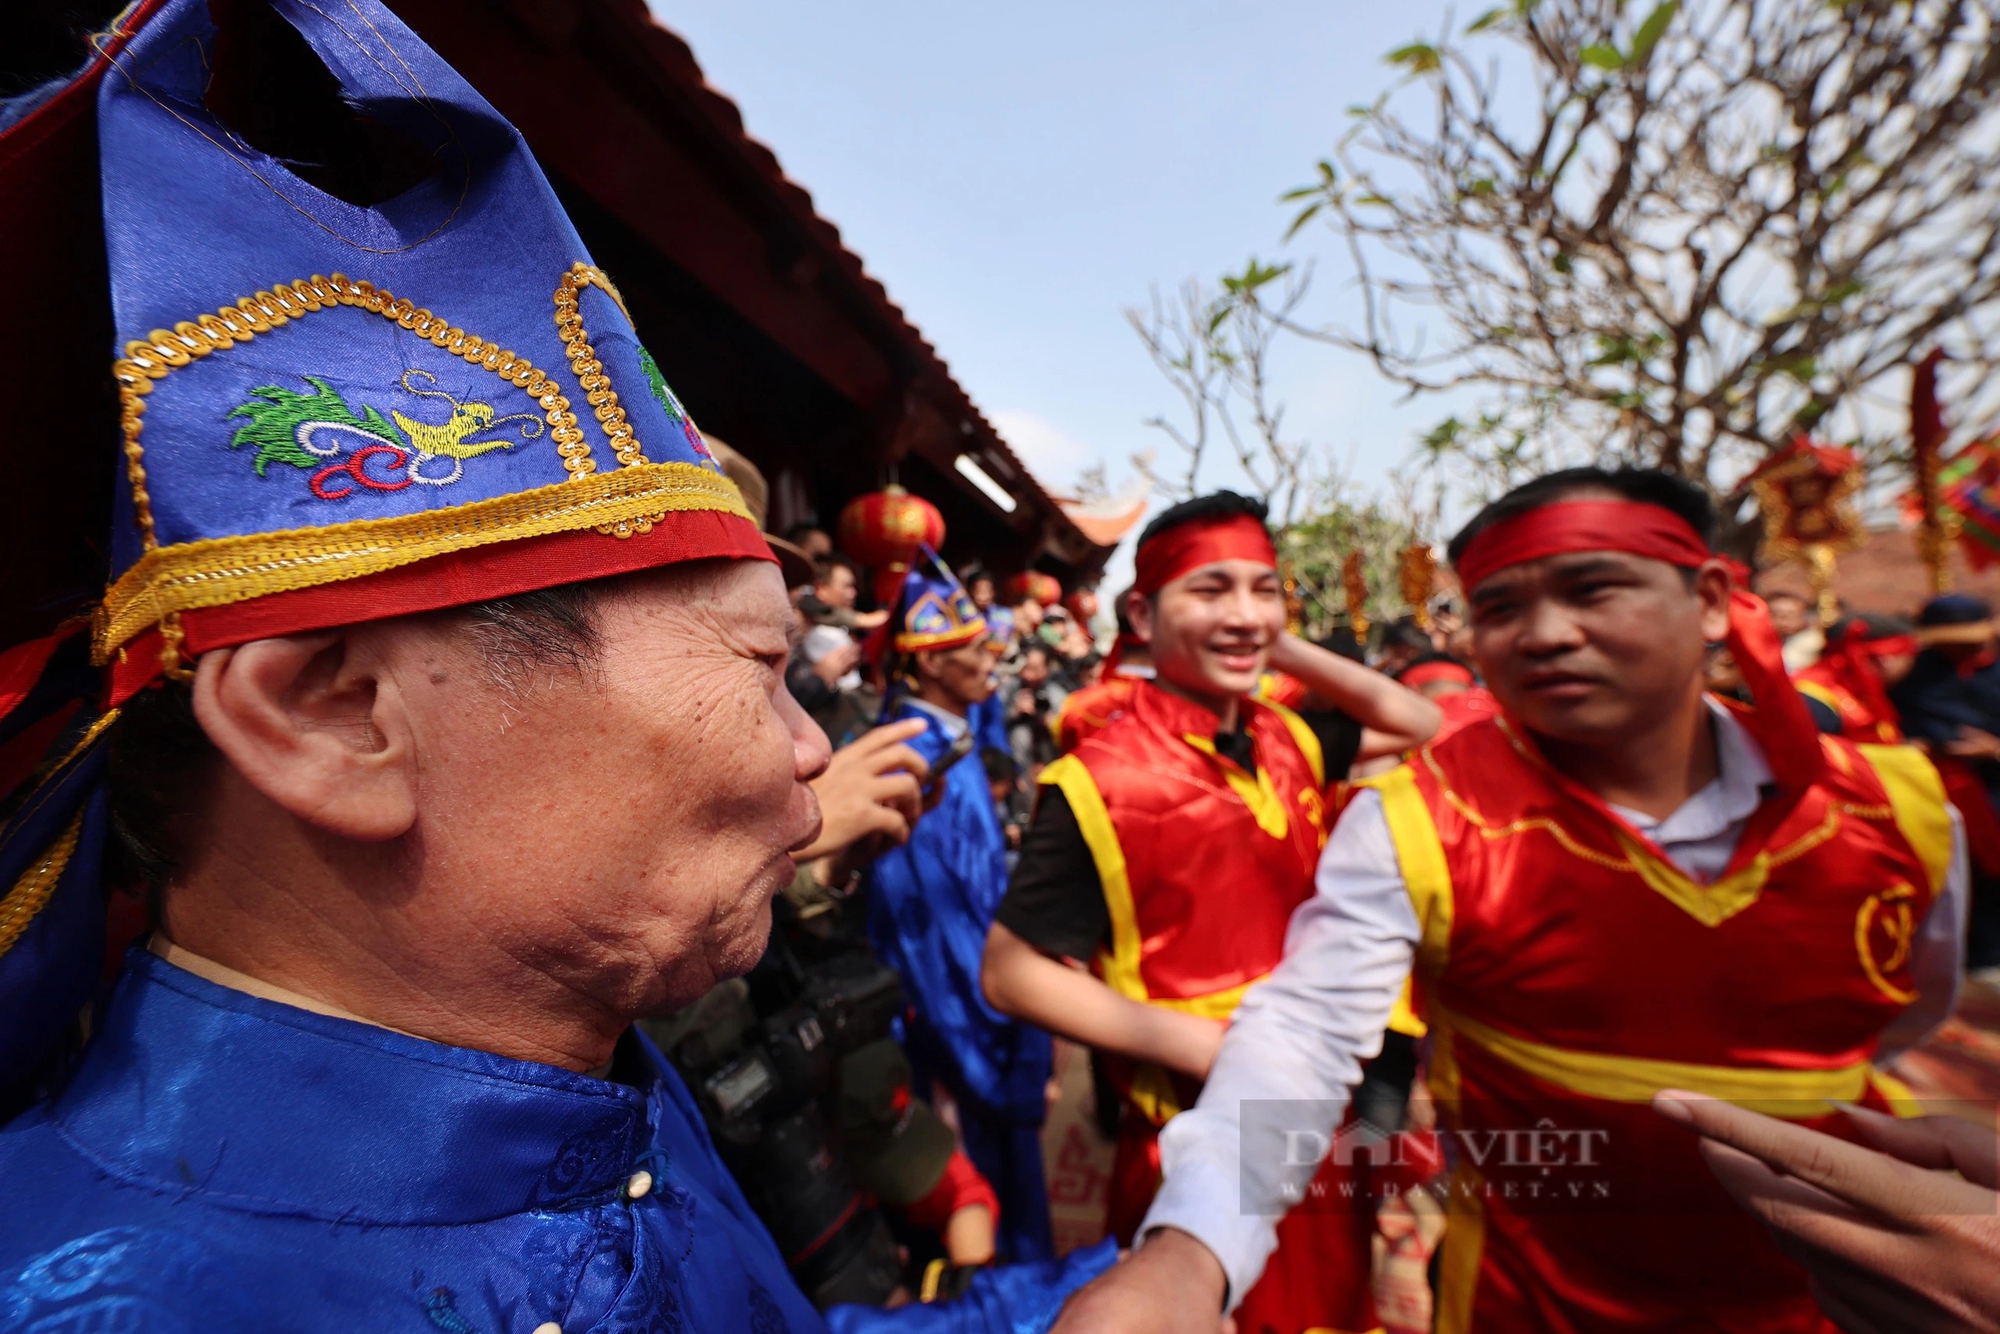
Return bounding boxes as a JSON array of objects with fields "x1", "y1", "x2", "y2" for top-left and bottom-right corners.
[
  {"x1": 0, "y1": 1, "x2": 1109, "y2": 1329},
  {"x1": 865, "y1": 554, "x2": 1056, "y2": 1264}
]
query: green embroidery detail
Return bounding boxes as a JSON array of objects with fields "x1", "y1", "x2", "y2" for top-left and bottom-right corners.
[
  {"x1": 227, "y1": 376, "x2": 404, "y2": 476},
  {"x1": 637, "y1": 346, "x2": 685, "y2": 422}
]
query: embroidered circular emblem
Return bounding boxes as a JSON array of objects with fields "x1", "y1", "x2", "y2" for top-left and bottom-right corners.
[{"x1": 1855, "y1": 881, "x2": 1920, "y2": 1004}]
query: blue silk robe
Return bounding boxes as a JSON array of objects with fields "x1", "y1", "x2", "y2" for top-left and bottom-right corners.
[
  {"x1": 0, "y1": 950, "x2": 1108, "y2": 1332},
  {"x1": 866, "y1": 701, "x2": 1054, "y2": 1263}
]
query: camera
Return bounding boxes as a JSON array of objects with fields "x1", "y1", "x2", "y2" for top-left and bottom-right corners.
[{"x1": 645, "y1": 938, "x2": 908, "y2": 1308}]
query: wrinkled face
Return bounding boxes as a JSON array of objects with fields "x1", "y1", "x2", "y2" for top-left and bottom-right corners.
[
  {"x1": 409, "y1": 559, "x2": 828, "y2": 1016},
  {"x1": 1132, "y1": 559, "x2": 1285, "y2": 706},
  {"x1": 917, "y1": 640, "x2": 998, "y2": 707},
  {"x1": 1467, "y1": 544, "x2": 1729, "y2": 745}
]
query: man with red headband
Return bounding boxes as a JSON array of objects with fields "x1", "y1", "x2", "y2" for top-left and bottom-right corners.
[
  {"x1": 1053, "y1": 468, "x2": 1967, "y2": 1334},
  {"x1": 1793, "y1": 613, "x2": 1919, "y2": 743},
  {"x1": 982, "y1": 492, "x2": 1439, "y2": 1334}
]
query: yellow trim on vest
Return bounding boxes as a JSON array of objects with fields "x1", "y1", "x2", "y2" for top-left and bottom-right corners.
[
  {"x1": 1182, "y1": 734, "x2": 1290, "y2": 840},
  {"x1": 1869, "y1": 1067, "x2": 1924, "y2": 1117},
  {"x1": 1434, "y1": 1163, "x2": 1484, "y2": 1334},
  {"x1": 1610, "y1": 831, "x2": 1776, "y2": 928},
  {"x1": 1261, "y1": 699, "x2": 1327, "y2": 788},
  {"x1": 1858, "y1": 743, "x2": 1953, "y2": 900},
  {"x1": 1442, "y1": 1006, "x2": 1879, "y2": 1117},
  {"x1": 1361, "y1": 765, "x2": 1455, "y2": 979},
  {"x1": 1040, "y1": 755, "x2": 1146, "y2": 1005},
  {"x1": 1795, "y1": 679, "x2": 1844, "y2": 714},
  {"x1": 1386, "y1": 978, "x2": 1428, "y2": 1039}
]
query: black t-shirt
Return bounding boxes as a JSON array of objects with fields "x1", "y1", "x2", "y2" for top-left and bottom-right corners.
[{"x1": 995, "y1": 708, "x2": 1362, "y2": 962}]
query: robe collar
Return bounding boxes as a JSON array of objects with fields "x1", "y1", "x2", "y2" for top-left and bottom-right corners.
[{"x1": 47, "y1": 949, "x2": 648, "y2": 1226}]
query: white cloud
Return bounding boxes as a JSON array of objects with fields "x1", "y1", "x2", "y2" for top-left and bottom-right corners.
[{"x1": 987, "y1": 408, "x2": 1117, "y2": 494}]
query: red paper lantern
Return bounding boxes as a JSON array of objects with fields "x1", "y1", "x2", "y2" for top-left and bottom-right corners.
[
  {"x1": 1003, "y1": 571, "x2": 1062, "y2": 607},
  {"x1": 837, "y1": 485, "x2": 945, "y2": 602}
]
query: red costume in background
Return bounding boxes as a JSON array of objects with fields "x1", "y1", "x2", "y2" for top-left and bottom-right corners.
[
  {"x1": 1052, "y1": 673, "x2": 1143, "y2": 754},
  {"x1": 1794, "y1": 624, "x2": 1915, "y2": 743},
  {"x1": 1365, "y1": 500, "x2": 1953, "y2": 1332}
]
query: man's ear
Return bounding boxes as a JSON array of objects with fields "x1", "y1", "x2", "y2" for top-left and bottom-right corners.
[
  {"x1": 910, "y1": 650, "x2": 941, "y2": 685},
  {"x1": 1124, "y1": 591, "x2": 1155, "y2": 645},
  {"x1": 1694, "y1": 560, "x2": 1734, "y2": 643},
  {"x1": 190, "y1": 632, "x2": 418, "y2": 841}
]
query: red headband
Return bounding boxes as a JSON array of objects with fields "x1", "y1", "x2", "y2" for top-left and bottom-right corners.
[
  {"x1": 1399, "y1": 659, "x2": 1476, "y2": 691},
  {"x1": 1133, "y1": 512, "x2": 1277, "y2": 596},
  {"x1": 1454, "y1": 500, "x2": 1711, "y2": 594},
  {"x1": 1456, "y1": 497, "x2": 1826, "y2": 790}
]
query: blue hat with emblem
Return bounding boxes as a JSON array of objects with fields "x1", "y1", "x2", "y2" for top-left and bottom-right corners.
[
  {"x1": 0, "y1": 0, "x2": 773, "y2": 1104},
  {"x1": 889, "y1": 548, "x2": 989, "y2": 655}
]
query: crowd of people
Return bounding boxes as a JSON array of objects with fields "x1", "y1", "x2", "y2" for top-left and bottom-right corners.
[{"x1": 4, "y1": 2, "x2": 1999, "y2": 1332}]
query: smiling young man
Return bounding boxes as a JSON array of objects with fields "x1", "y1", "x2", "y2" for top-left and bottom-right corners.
[
  {"x1": 1051, "y1": 467, "x2": 1969, "y2": 1334},
  {"x1": 982, "y1": 493, "x2": 1439, "y2": 1334}
]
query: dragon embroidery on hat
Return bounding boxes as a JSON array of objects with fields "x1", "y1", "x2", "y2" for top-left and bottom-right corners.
[
  {"x1": 637, "y1": 345, "x2": 716, "y2": 467},
  {"x1": 227, "y1": 368, "x2": 544, "y2": 498}
]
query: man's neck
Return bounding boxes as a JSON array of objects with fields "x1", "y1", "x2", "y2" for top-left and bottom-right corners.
[
  {"x1": 1150, "y1": 674, "x2": 1242, "y2": 731},
  {"x1": 911, "y1": 680, "x2": 970, "y2": 717},
  {"x1": 1533, "y1": 689, "x2": 1719, "y2": 821}
]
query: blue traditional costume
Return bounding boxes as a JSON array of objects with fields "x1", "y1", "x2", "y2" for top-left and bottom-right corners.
[
  {"x1": 0, "y1": 1, "x2": 1109, "y2": 1328},
  {"x1": 866, "y1": 557, "x2": 1055, "y2": 1263}
]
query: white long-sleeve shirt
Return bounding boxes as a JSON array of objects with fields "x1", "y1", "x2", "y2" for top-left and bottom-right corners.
[{"x1": 1142, "y1": 703, "x2": 1968, "y2": 1308}]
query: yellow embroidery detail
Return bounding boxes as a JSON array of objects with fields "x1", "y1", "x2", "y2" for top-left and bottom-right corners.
[
  {"x1": 112, "y1": 275, "x2": 585, "y2": 563},
  {"x1": 1856, "y1": 882, "x2": 1921, "y2": 1004},
  {"x1": 390, "y1": 369, "x2": 542, "y2": 463},
  {"x1": 90, "y1": 462, "x2": 749, "y2": 663},
  {"x1": 1440, "y1": 1005, "x2": 1879, "y2": 1117},
  {"x1": 1183, "y1": 733, "x2": 1289, "y2": 839}
]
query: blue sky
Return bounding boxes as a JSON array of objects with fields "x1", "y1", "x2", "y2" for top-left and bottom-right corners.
[{"x1": 645, "y1": 0, "x2": 1465, "y2": 567}]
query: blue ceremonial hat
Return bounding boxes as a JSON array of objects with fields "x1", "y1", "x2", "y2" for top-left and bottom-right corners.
[
  {"x1": 890, "y1": 548, "x2": 989, "y2": 655},
  {"x1": 0, "y1": 0, "x2": 774, "y2": 1104}
]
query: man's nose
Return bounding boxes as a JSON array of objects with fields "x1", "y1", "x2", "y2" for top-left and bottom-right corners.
[
  {"x1": 1216, "y1": 584, "x2": 1264, "y2": 627},
  {"x1": 1515, "y1": 597, "x2": 1586, "y2": 656}
]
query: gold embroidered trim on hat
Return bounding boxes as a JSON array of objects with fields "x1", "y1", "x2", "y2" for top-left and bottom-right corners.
[
  {"x1": 110, "y1": 272, "x2": 597, "y2": 565},
  {"x1": 555, "y1": 263, "x2": 664, "y2": 538},
  {"x1": 91, "y1": 462, "x2": 751, "y2": 662}
]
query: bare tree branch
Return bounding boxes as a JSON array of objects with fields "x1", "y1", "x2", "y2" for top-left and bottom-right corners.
[{"x1": 1277, "y1": 0, "x2": 2000, "y2": 532}]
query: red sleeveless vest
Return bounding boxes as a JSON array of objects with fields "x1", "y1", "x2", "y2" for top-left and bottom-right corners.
[
  {"x1": 1042, "y1": 680, "x2": 1329, "y2": 1060},
  {"x1": 1366, "y1": 712, "x2": 1951, "y2": 1334}
]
